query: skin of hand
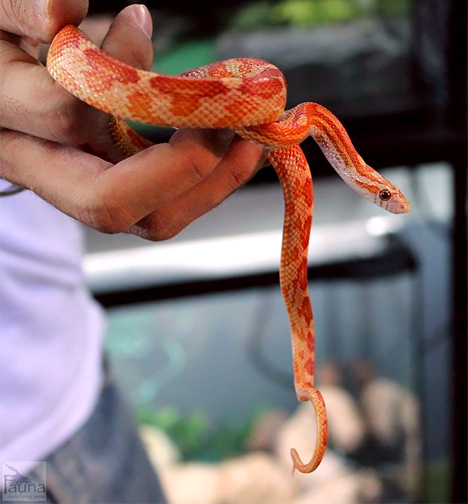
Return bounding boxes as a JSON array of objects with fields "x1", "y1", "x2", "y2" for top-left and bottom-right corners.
[{"x1": 0, "y1": 0, "x2": 267, "y2": 240}]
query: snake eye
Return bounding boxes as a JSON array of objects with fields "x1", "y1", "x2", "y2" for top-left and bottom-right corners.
[{"x1": 379, "y1": 189, "x2": 392, "y2": 202}]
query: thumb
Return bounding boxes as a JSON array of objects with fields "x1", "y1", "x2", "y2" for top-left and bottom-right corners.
[
  {"x1": 0, "y1": 0, "x2": 88, "y2": 42},
  {"x1": 100, "y1": 4, "x2": 154, "y2": 71}
]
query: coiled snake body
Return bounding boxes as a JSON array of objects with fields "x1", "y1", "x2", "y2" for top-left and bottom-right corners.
[{"x1": 47, "y1": 25, "x2": 410, "y2": 473}]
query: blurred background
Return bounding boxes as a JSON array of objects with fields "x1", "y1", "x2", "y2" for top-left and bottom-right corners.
[{"x1": 79, "y1": 1, "x2": 466, "y2": 503}]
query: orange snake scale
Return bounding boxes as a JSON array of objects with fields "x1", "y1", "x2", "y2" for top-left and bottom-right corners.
[{"x1": 47, "y1": 24, "x2": 410, "y2": 473}]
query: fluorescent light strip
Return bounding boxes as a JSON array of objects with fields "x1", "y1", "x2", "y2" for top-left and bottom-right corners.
[{"x1": 84, "y1": 218, "x2": 401, "y2": 294}]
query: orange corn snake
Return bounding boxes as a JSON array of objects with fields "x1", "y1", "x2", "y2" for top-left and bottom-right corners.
[{"x1": 47, "y1": 24, "x2": 410, "y2": 473}]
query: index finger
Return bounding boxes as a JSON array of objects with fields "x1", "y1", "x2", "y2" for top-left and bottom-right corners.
[
  {"x1": 0, "y1": 128, "x2": 235, "y2": 233},
  {"x1": 0, "y1": 0, "x2": 88, "y2": 42}
]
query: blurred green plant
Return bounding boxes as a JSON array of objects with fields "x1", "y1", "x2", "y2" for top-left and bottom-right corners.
[
  {"x1": 231, "y1": 2, "x2": 275, "y2": 30},
  {"x1": 138, "y1": 406, "x2": 265, "y2": 462},
  {"x1": 273, "y1": 0, "x2": 362, "y2": 26},
  {"x1": 139, "y1": 407, "x2": 209, "y2": 460},
  {"x1": 230, "y1": 0, "x2": 410, "y2": 29}
]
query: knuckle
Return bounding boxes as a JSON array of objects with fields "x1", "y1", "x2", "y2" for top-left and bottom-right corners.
[
  {"x1": 0, "y1": 156, "x2": 16, "y2": 183},
  {"x1": 227, "y1": 160, "x2": 255, "y2": 189},
  {"x1": 3, "y1": 1, "x2": 23, "y2": 33},
  {"x1": 2, "y1": 0, "x2": 50, "y2": 41},
  {"x1": 78, "y1": 194, "x2": 130, "y2": 235},
  {"x1": 47, "y1": 97, "x2": 103, "y2": 145},
  {"x1": 0, "y1": 0, "x2": 87, "y2": 42},
  {"x1": 149, "y1": 218, "x2": 179, "y2": 241},
  {"x1": 0, "y1": 129, "x2": 25, "y2": 184},
  {"x1": 140, "y1": 211, "x2": 182, "y2": 242},
  {"x1": 186, "y1": 156, "x2": 213, "y2": 185}
]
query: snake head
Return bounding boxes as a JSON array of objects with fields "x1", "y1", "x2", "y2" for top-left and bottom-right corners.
[
  {"x1": 373, "y1": 182, "x2": 411, "y2": 214},
  {"x1": 354, "y1": 166, "x2": 411, "y2": 214}
]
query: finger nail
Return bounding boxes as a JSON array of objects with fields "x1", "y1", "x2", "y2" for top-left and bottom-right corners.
[
  {"x1": 195, "y1": 129, "x2": 235, "y2": 156},
  {"x1": 133, "y1": 5, "x2": 153, "y2": 40},
  {"x1": 257, "y1": 148, "x2": 271, "y2": 169},
  {"x1": 208, "y1": 129, "x2": 235, "y2": 156},
  {"x1": 214, "y1": 129, "x2": 236, "y2": 145}
]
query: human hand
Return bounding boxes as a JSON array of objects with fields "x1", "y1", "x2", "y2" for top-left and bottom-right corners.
[{"x1": 0, "y1": 1, "x2": 266, "y2": 240}]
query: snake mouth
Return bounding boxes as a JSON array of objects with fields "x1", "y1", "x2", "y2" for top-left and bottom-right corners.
[
  {"x1": 392, "y1": 199, "x2": 411, "y2": 214},
  {"x1": 401, "y1": 200, "x2": 411, "y2": 213}
]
